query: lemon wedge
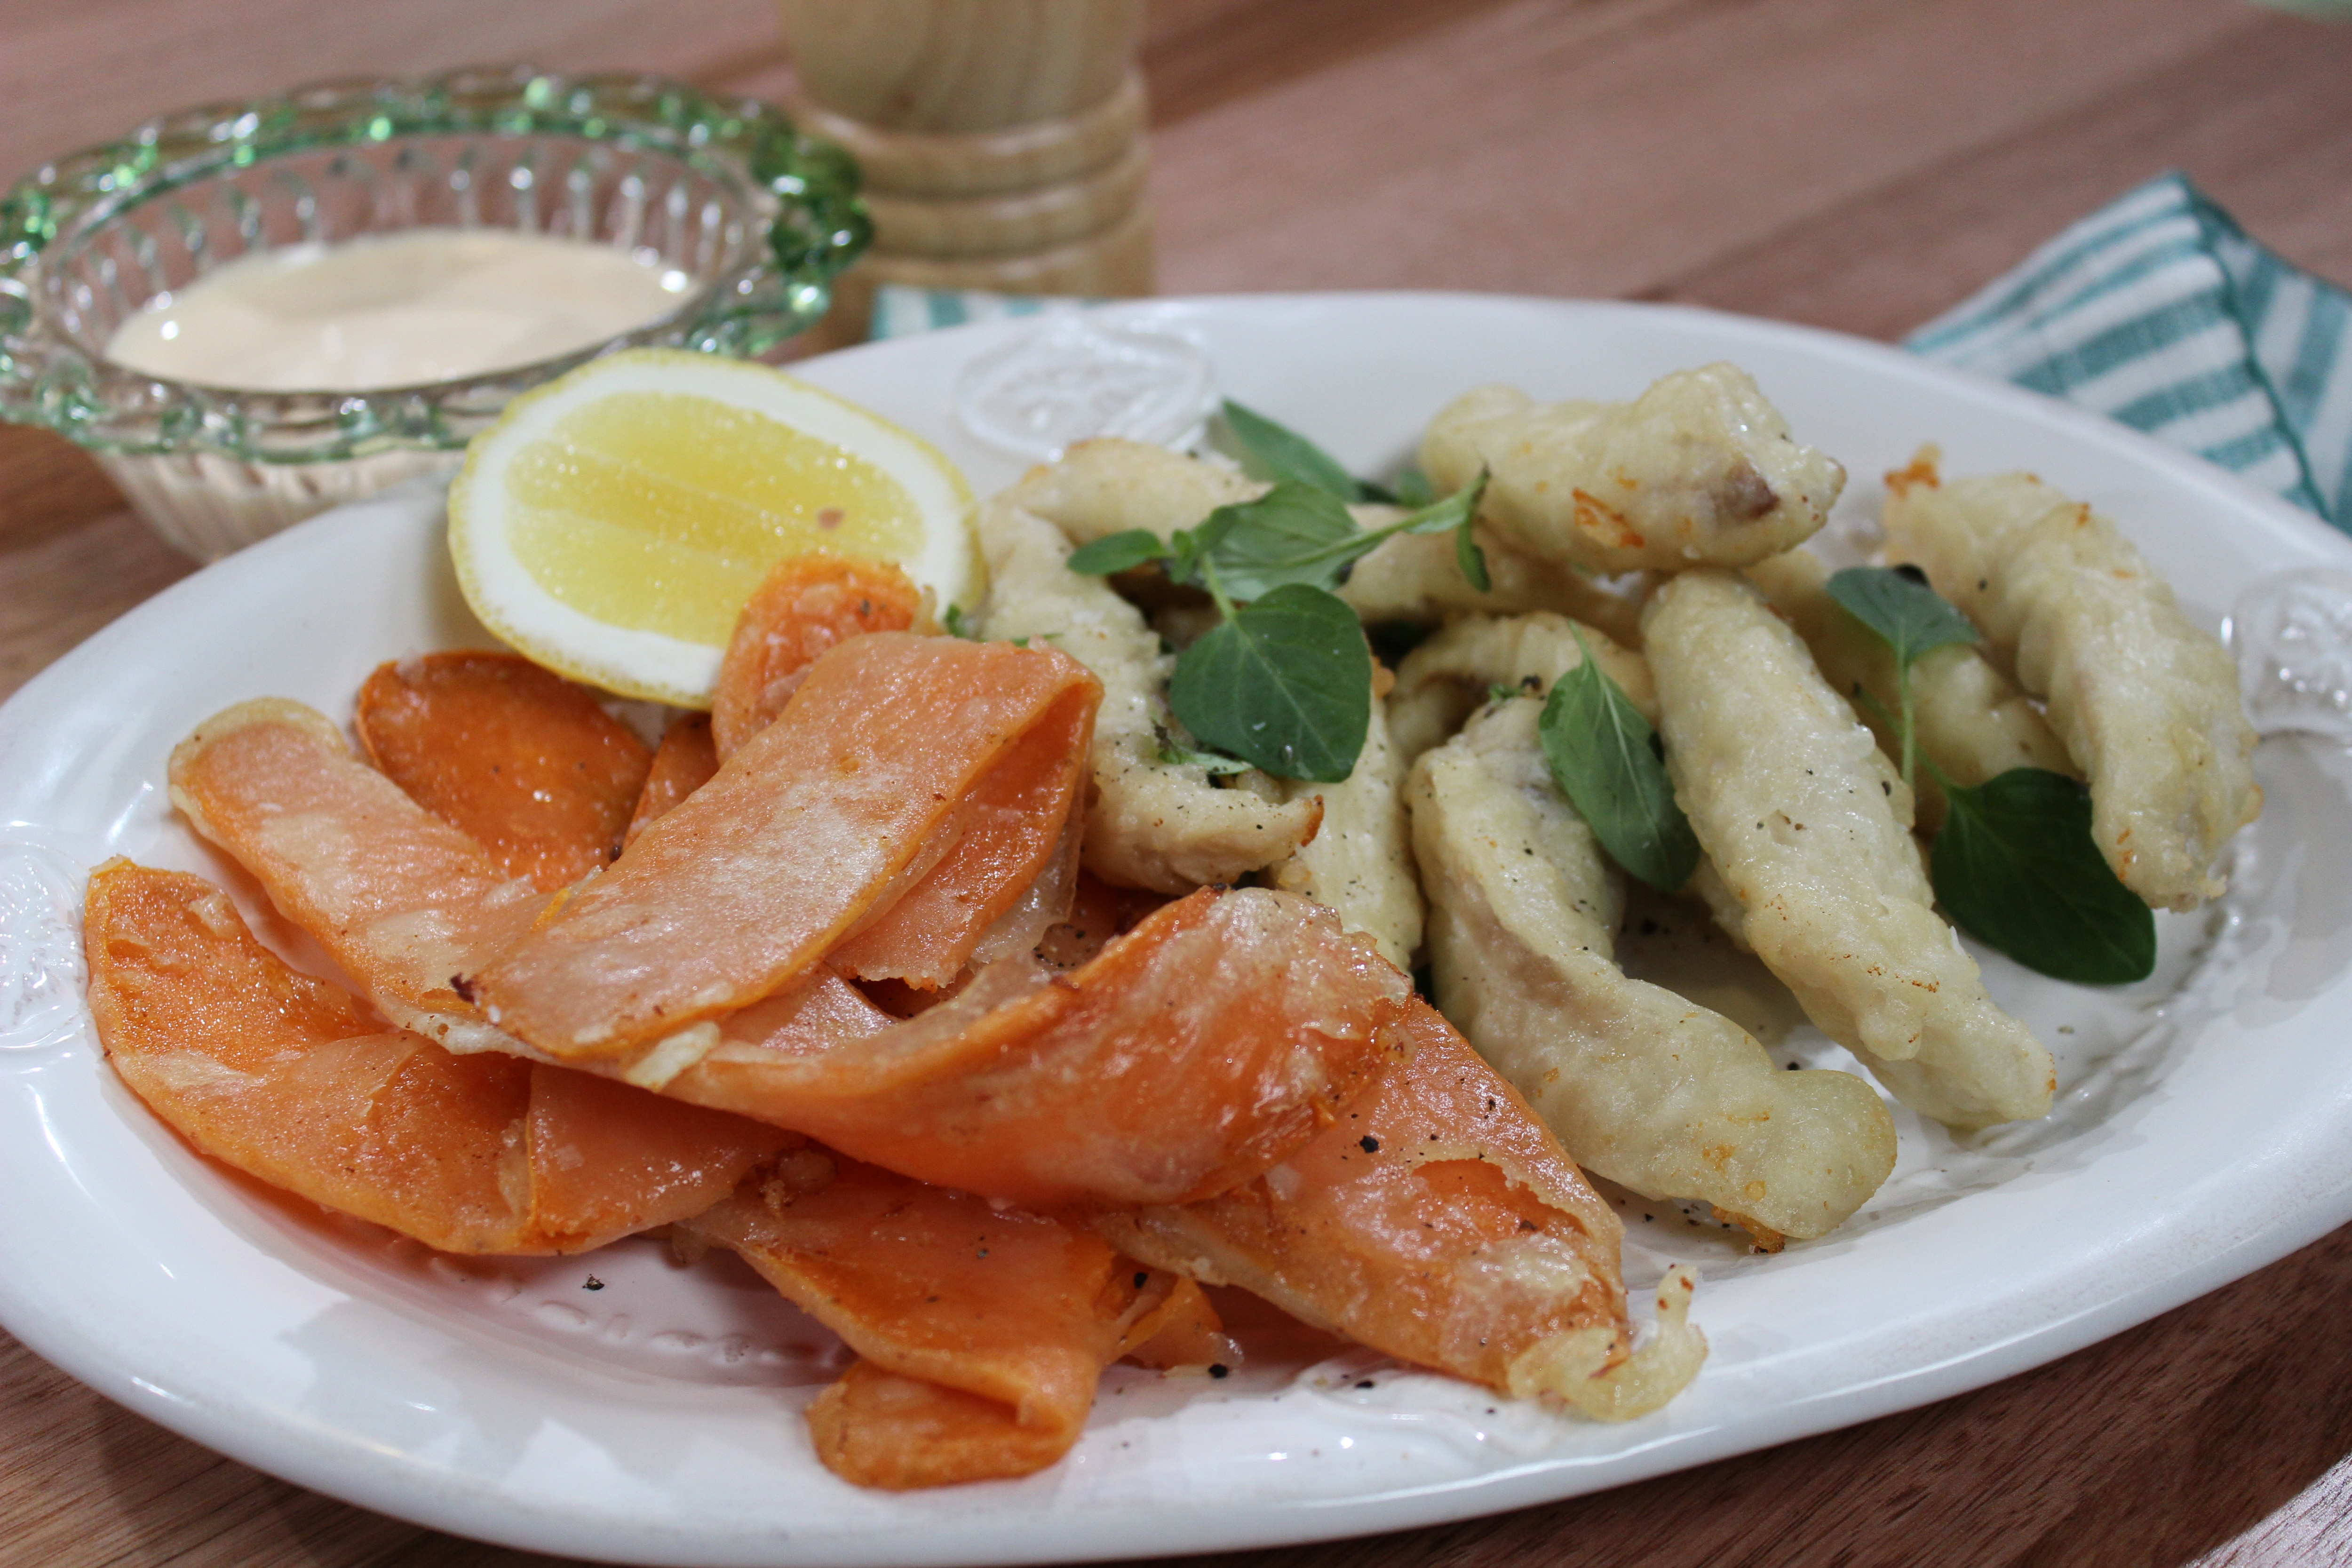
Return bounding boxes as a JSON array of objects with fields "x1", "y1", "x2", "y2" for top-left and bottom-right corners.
[{"x1": 448, "y1": 348, "x2": 977, "y2": 705}]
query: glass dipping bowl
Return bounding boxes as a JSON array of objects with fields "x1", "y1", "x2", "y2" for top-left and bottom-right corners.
[{"x1": 0, "y1": 65, "x2": 870, "y2": 559}]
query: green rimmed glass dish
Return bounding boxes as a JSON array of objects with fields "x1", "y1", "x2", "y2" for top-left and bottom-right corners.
[{"x1": 0, "y1": 64, "x2": 871, "y2": 560}]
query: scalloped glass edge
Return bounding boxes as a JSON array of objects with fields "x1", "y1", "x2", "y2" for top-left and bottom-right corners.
[{"x1": 0, "y1": 64, "x2": 874, "y2": 462}]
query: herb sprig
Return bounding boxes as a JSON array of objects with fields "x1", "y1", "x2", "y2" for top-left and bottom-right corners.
[
  {"x1": 1828, "y1": 565, "x2": 2155, "y2": 984},
  {"x1": 1068, "y1": 463, "x2": 1490, "y2": 783},
  {"x1": 1535, "y1": 628, "x2": 1700, "y2": 892},
  {"x1": 1217, "y1": 398, "x2": 1437, "y2": 510}
]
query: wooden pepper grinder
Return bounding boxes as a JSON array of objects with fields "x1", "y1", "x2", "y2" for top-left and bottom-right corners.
[{"x1": 776, "y1": 0, "x2": 1154, "y2": 342}]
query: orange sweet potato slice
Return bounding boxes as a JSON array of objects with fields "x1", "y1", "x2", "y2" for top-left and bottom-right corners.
[
  {"x1": 85, "y1": 860, "x2": 787, "y2": 1253},
  {"x1": 712, "y1": 555, "x2": 924, "y2": 761},
  {"x1": 623, "y1": 713, "x2": 718, "y2": 847},
  {"x1": 167, "y1": 698, "x2": 546, "y2": 1043},
  {"x1": 1098, "y1": 996, "x2": 1702, "y2": 1417},
  {"x1": 476, "y1": 634, "x2": 1101, "y2": 1059},
  {"x1": 355, "y1": 651, "x2": 653, "y2": 893},
  {"x1": 679, "y1": 1157, "x2": 1208, "y2": 1488},
  {"x1": 665, "y1": 887, "x2": 1411, "y2": 1209}
]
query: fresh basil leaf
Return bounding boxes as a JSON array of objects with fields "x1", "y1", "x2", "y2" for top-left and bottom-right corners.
[
  {"x1": 1219, "y1": 399, "x2": 1363, "y2": 500},
  {"x1": 1153, "y1": 725, "x2": 1255, "y2": 774},
  {"x1": 1066, "y1": 529, "x2": 1170, "y2": 576},
  {"x1": 1931, "y1": 767, "x2": 2156, "y2": 984},
  {"x1": 941, "y1": 604, "x2": 977, "y2": 639},
  {"x1": 1397, "y1": 469, "x2": 1490, "y2": 593},
  {"x1": 1187, "y1": 482, "x2": 1365, "y2": 600},
  {"x1": 1390, "y1": 468, "x2": 1435, "y2": 509},
  {"x1": 1826, "y1": 565, "x2": 1980, "y2": 669},
  {"x1": 1538, "y1": 631, "x2": 1700, "y2": 891},
  {"x1": 1396, "y1": 478, "x2": 1481, "y2": 538},
  {"x1": 1455, "y1": 523, "x2": 1493, "y2": 593},
  {"x1": 1168, "y1": 584, "x2": 1371, "y2": 782}
]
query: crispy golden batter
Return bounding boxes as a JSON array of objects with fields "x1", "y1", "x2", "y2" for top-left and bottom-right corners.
[
  {"x1": 1880, "y1": 453, "x2": 2259, "y2": 909},
  {"x1": 973, "y1": 493, "x2": 1319, "y2": 892},
  {"x1": 1419, "y1": 365, "x2": 1844, "y2": 574},
  {"x1": 1409, "y1": 699, "x2": 1895, "y2": 1240},
  {"x1": 1745, "y1": 549, "x2": 2077, "y2": 831},
  {"x1": 1644, "y1": 570, "x2": 2054, "y2": 1129},
  {"x1": 1386, "y1": 612, "x2": 1654, "y2": 767}
]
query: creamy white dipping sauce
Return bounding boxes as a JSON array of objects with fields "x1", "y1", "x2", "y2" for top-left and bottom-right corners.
[{"x1": 104, "y1": 229, "x2": 694, "y2": 391}]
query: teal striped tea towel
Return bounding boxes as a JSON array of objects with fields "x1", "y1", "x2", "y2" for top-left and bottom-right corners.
[
  {"x1": 866, "y1": 174, "x2": 2352, "y2": 529},
  {"x1": 1907, "y1": 172, "x2": 2349, "y2": 529}
]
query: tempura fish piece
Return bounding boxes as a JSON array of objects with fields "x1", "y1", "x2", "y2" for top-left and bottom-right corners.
[
  {"x1": 477, "y1": 633, "x2": 1100, "y2": 1054},
  {"x1": 667, "y1": 887, "x2": 1411, "y2": 1210},
  {"x1": 1012, "y1": 436, "x2": 1642, "y2": 637},
  {"x1": 1004, "y1": 436, "x2": 1261, "y2": 545},
  {"x1": 1232, "y1": 672, "x2": 1422, "y2": 970},
  {"x1": 1099, "y1": 998, "x2": 1703, "y2": 1421},
  {"x1": 1746, "y1": 549, "x2": 2076, "y2": 830},
  {"x1": 1644, "y1": 571, "x2": 2054, "y2": 1128},
  {"x1": 355, "y1": 652, "x2": 653, "y2": 893},
  {"x1": 1387, "y1": 611, "x2": 1654, "y2": 766},
  {"x1": 682, "y1": 1158, "x2": 1217, "y2": 1489},
  {"x1": 1407, "y1": 698, "x2": 1894, "y2": 1242},
  {"x1": 1420, "y1": 366, "x2": 1845, "y2": 574},
  {"x1": 975, "y1": 493, "x2": 1319, "y2": 892},
  {"x1": 1010, "y1": 435, "x2": 1645, "y2": 641},
  {"x1": 1337, "y1": 532, "x2": 1652, "y2": 648},
  {"x1": 1880, "y1": 453, "x2": 2260, "y2": 908},
  {"x1": 711, "y1": 554, "x2": 924, "y2": 761},
  {"x1": 85, "y1": 860, "x2": 787, "y2": 1253}
]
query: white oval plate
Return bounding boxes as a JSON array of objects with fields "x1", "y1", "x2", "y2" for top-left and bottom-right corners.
[{"x1": 4, "y1": 294, "x2": 2351, "y2": 1568}]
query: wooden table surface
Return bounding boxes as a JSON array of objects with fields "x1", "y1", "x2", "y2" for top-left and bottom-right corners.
[{"x1": 4, "y1": 1, "x2": 2351, "y2": 1563}]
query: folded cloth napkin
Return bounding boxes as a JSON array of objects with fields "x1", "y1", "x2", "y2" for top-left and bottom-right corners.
[
  {"x1": 1907, "y1": 172, "x2": 2350, "y2": 528},
  {"x1": 864, "y1": 174, "x2": 2351, "y2": 529}
]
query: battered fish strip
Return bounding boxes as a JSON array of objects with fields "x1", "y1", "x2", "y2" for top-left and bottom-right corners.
[
  {"x1": 1643, "y1": 571, "x2": 2055, "y2": 1129},
  {"x1": 1013, "y1": 438, "x2": 1647, "y2": 642},
  {"x1": 1386, "y1": 612, "x2": 1654, "y2": 767},
  {"x1": 1407, "y1": 699, "x2": 1895, "y2": 1242},
  {"x1": 1879, "y1": 453, "x2": 2260, "y2": 909},
  {"x1": 1419, "y1": 365, "x2": 1845, "y2": 575},
  {"x1": 1232, "y1": 671, "x2": 1422, "y2": 971},
  {"x1": 974, "y1": 492, "x2": 1319, "y2": 893},
  {"x1": 1745, "y1": 549, "x2": 2076, "y2": 830}
]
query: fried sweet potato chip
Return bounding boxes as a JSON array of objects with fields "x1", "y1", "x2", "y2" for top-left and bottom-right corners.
[
  {"x1": 711, "y1": 555, "x2": 924, "y2": 761},
  {"x1": 476, "y1": 633, "x2": 1102, "y2": 1056},
  {"x1": 163, "y1": 692, "x2": 1400, "y2": 1208},
  {"x1": 624, "y1": 713, "x2": 718, "y2": 847},
  {"x1": 1098, "y1": 997, "x2": 1705, "y2": 1421},
  {"x1": 668, "y1": 887, "x2": 1412, "y2": 1209},
  {"x1": 168, "y1": 698, "x2": 546, "y2": 1040},
  {"x1": 679, "y1": 1157, "x2": 1213, "y2": 1488},
  {"x1": 355, "y1": 651, "x2": 653, "y2": 892},
  {"x1": 85, "y1": 860, "x2": 787, "y2": 1253}
]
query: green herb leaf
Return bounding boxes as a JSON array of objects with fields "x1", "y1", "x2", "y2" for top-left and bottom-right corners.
[
  {"x1": 1931, "y1": 767, "x2": 2156, "y2": 984},
  {"x1": 1153, "y1": 725, "x2": 1255, "y2": 774},
  {"x1": 1168, "y1": 584, "x2": 1371, "y2": 782},
  {"x1": 1390, "y1": 468, "x2": 1435, "y2": 509},
  {"x1": 1066, "y1": 529, "x2": 1170, "y2": 576},
  {"x1": 1219, "y1": 399, "x2": 1363, "y2": 500},
  {"x1": 1397, "y1": 469, "x2": 1490, "y2": 593},
  {"x1": 1827, "y1": 565, "x2": 1980, "y2": 791},
  {"x1": 1825, "y1": 566, "x2": 1980, "y2": 669},
  {"x1": 941, "y1": 604, "x2": 977, "y2": 639},
  {"x1": 1538, "y1": 629, "x2": 1700, "y2": 891},
  {"x1": 1184, "y1": 482, "x2": 1365, "y2": 600}
]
